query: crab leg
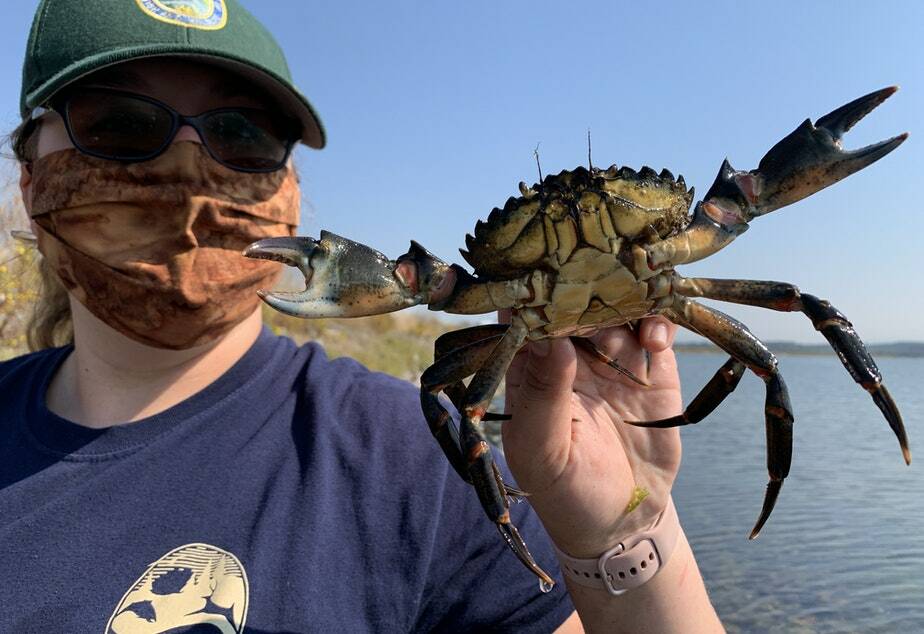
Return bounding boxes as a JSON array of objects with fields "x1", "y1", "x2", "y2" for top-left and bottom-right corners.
[
  {"x1": 241, "y1": 232, "x2": 458, "y2": 317},
  {"x1": 647, "y1": 87, "x2": 908, "y2": 268},
  {"x1": 430, "y1": 317, "x2": 555, "y2": 588},
  {"x1": 627, "y1": 357, "x2": 746, "y2": 428},
  {"x1": 434, "y1": 325, "x2": 514, "y2": 422},
  {"x1": 420, "y1": 325, "x2": 509, "y2": 484},
  {"x1": 243, "y1": 231, "x2": 517, "y2": 318},
  {"x1": 661, "y1": 297, "x2": 794, "y2": 539},
  {"x1": 571, "y1": 336, "x2": 651, "y2": 387},
  {"x1": 434, "y1": 324, "x2": 511, "y2": 358},
  {"x1": 674, "y1": 277, "x2": 911, "y2": 464}
]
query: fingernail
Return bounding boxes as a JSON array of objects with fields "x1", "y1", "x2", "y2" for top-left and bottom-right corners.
[
  {"x1": 531, "y1": 339, "x2": 551, "y2": 357},
  {"x1": 651, "y1": 323, "x2": 669, "y2": 347}
]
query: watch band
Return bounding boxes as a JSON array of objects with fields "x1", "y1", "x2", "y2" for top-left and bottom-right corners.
[{"x1": 552, "y1": 497, "x2": 679, "y2": 596}]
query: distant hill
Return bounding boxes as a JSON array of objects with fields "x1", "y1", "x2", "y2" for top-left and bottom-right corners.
[
  {"x1": 264, "y1": 307, "x2": 924, "y2": 381},
  {"x1": 675, "y1": 340, "x2": 924, "y2": 358}
]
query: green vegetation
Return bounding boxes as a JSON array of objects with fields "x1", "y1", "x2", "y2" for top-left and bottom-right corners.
[
  {"x1": 262, "y1": 307, "x2": 466, "y2": 382},
  {"x1": 0, "y1": 190, "x2": 38, "y2": 361},
  {"x1": 675, "y1": 340, "x2": 924, "y2": 358}
]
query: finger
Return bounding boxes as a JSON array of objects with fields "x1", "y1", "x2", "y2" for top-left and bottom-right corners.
[
  {"x1": 503, "y1": 338, "x2": 578, "y2": 458},
  {"x1": 639, "y1": 316, "x2": 677, "y2": 352},
  {"x1": 505, "y1": 346, "x2": 527, "y2": 413}
]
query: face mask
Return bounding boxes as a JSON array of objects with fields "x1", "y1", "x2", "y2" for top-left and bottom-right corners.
[{"x1": 29, "y1": 142, "x2": 300, "y2": 350}]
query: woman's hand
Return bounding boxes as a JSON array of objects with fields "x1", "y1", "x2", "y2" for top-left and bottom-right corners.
[{"x1": 501, "y1": 317, "x2": 683, "y2": 558}]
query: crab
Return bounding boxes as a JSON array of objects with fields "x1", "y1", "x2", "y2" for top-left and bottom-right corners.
[{"x1": 245, "y1": 87, "x2": 910, "y2": 589}]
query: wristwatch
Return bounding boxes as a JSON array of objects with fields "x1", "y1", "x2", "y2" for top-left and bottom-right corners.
[{"x1": 552, "y1": 497, "x2": 680, "y2": 596}]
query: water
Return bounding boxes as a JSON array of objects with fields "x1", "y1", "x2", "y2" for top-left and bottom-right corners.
[{"x1": 674, "y1": 352, "x2": 924, "y2": 633}]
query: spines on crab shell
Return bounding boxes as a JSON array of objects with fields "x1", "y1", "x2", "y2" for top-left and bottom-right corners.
[
  {"x1": 461, "y1": 194, "x2": 546, "y2": 279},
  {"x1": 461, "y1": 163, "x2": 695, "y2": 279}
]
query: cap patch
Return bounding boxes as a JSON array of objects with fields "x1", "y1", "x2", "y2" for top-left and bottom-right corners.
[{"x1": 135, "y1": 0, "x2": 228, "y2": 30}]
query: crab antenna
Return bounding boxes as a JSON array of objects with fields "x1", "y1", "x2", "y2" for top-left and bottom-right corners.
[
  {"x1": 533, "y1": 143, "x2": 543, "y2": 185},
  {"x1": 587, "y1": 128, "x2": 593, "y2": 171}
]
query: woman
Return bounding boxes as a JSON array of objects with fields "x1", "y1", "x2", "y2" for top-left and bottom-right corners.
[{"x1": 1, "y1": 0, "x2": 722, "y2": 632}]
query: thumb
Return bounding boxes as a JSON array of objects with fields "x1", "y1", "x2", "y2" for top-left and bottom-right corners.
[{"x1": 503, "y1": 338, "x2": 578, "y2": 465}]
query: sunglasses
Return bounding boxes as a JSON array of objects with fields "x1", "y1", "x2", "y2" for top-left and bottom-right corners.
[{"x1": 32, "y1": 88, "x2": 301, "y2": 172}]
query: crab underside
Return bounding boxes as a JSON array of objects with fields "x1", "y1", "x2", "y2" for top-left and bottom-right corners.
[{"x1": 246, "y1": 88, "x2": 910, "y2": 590}]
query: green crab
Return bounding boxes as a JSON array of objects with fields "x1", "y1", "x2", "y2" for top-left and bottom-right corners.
[{"x1": 245, "y1": 87, "x2": 910, "y2": 588}]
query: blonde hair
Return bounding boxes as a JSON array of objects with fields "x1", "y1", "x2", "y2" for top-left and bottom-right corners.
[{"x1": 10, "y1": 117, "x2": 74, "y2": 350}]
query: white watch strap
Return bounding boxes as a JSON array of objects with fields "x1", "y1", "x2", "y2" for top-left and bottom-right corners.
[{"x1": 553, "y1": 497, "x2": 680, "y2": 595}]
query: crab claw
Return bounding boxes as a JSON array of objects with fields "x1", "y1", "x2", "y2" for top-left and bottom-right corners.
[
  {"x1": 706, "y1": 86, "x2": 908, "y2": 222},
  {"x1": 647, "y1": 88, "x2": 907, "y2": 269},
  {"x1": 243, "y1": 231, "x2": 455, "y2": 318}
]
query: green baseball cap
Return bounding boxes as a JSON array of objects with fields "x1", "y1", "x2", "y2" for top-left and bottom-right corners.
[{"x1": 21, "y1": 0, "x2": 325, "y2": 149}]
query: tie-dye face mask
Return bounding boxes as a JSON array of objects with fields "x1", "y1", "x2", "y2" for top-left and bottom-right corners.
[{"x1": 29, "y1": 142, "x2": 300, "y2": 349}]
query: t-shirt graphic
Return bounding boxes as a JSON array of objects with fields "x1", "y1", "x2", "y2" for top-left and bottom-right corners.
[{"x1": 106, "y1": 543, "x2": 248, "y2": 633}]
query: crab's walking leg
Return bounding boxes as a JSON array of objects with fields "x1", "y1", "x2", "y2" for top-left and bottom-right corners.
[
  {"x1": 435, "y1": 325, "x2": 513, "y2": 423},
  {"x1": 570, "y1": 336, "x2": 651, "y2": 387},
  {"x1": 420, "y1": 326, "x2": 508, "y2": 484},
  {"x1": 665, "y1": 297, "x2": 794, "y2": 539},
  {"x1": 627, "y1": 357, "x2": 746, "y2": 428},
  {"x1": 440, "y1": 317, "x2": 555, "y2": 588},
  {"x1": 675, "y1": 277, "x2": 910, "y2": 464},
  {"x1": 434, "y1": 324, "x2": 511, "y2": 359}
]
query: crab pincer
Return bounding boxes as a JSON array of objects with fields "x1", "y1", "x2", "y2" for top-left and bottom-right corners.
[
  {"x1": 704, "y1": 86, "x2": 908, "y2": 223},
  {"x1": 243, "y1": 231, "x2": 456, "y2": 318},
  {"x1": 648, "y1": 87, "x2": 908, "y2": 270}
]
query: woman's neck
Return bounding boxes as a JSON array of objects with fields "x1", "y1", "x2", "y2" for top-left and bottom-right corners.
[{"x1": 45, "y1": 300, "x2": 263, "y2": 428}]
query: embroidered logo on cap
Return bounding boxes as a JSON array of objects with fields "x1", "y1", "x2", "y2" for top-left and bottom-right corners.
[{"x1": 135, "y1": 0, "x2": 228, "y2": 31}]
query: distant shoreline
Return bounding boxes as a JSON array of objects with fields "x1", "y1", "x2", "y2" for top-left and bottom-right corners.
[{"x1": 675, "y1": 341, "x2": 924, "y2": 358}]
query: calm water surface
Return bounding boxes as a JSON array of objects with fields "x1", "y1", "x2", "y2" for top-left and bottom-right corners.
[{"x1": 674, "y1": 352, "x2": 924, "y2": 633}]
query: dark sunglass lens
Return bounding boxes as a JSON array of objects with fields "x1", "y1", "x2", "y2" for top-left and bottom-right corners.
[
  {"x1": 201, "y1": 110, "x2": 292, "y2": 170},
  {"x1": 66, "y1": 93, "x2": 174, "y2": 160}
]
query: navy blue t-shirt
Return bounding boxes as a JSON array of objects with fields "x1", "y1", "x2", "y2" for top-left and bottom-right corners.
[{"x1": 0, "y1": 328, "x2": 573, "y2": 633}]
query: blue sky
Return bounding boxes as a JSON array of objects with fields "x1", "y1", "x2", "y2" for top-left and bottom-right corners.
[{"x1": 1, "y1": 1, "x2": 921, "y2": 342}]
